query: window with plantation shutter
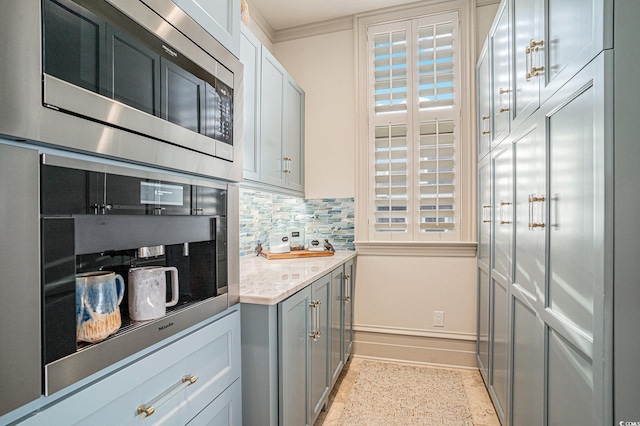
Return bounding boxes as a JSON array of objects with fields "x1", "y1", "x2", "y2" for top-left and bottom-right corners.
[{"x1": 367, "y1": 11, "x2": 461, "y2": 241}]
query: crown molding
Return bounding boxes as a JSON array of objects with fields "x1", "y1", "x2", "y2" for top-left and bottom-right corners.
[
  {"x1": 274, "y1": 15, "x2": 353, "y2": 43},
  {"x1": 245, "y1": 1, "x2": 275, "y2": 44}
]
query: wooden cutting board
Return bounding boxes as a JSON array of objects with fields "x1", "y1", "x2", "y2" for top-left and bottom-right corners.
[{"x1": 259, "y1": 249, "x2": 334, "y2": 260}]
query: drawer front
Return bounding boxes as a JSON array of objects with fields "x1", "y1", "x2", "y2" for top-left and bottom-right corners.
[
  {"x1": 20, "y1": 310, "x2": 240, "y2": 425},
  {"x1": 187, "y1": 379, "x2": 242, "y2": 426}
]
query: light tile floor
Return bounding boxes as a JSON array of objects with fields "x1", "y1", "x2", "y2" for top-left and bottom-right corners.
[{"x1": 315, "y1": 357, "x2": 500, "y2": 426}]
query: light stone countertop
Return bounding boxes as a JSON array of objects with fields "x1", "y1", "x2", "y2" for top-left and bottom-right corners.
[{"x1": 239, "y1": 251, "x2": 357, "y2": 305}]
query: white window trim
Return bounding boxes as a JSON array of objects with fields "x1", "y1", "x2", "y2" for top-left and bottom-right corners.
[{"x1": 354, "y1": 0, "x2": 477, "y2": 251}]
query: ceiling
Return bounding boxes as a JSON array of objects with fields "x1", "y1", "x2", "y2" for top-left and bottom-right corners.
[{"x1": 246, "y1": 0, "x2": 423, "y2": 31}]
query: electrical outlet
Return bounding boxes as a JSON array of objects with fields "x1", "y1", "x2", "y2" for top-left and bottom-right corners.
[{"x1": 433, "y1": 310, "x2": 444, "y2": 327}]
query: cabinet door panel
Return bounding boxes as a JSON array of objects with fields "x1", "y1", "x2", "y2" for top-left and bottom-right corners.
[
  {"x1": 172, "y1": 0, "x2": 240, "y2": 56},
  {"x1": 477, "y1": 267, "x2": 490, "y2": 380},
  {"x1": 240, "y1": 28, "x2": 261, "y2": 181},
  {"x1": 541, "y1": 0, "x2": 608, "y2": 103},
  {"x1": 283, "y1": 79, "x2": 305, "y2": 192},
  {"x1": 511, "y1": 299, "x2": 543, "y2": 426},
  {"x1": 260, "y1": 50, "x2": 285, "y2": 187},
  {"x1": 343, "y1": 260, "x2": 354, "y2": 361},
  {"x1": 492, "y1": 144, "x2": 513, "y2": 281},
  {"x1": 490, "y1": 1, "x2": 511, "y2": 146},
  {"x1": 547, "y1": 329, "x2": 594, "y2": 425},
  {"x1": 512, "y1": 0, "x2": 542, "y2": 127},
  {"x1": 309, "y1": 275, "x2": 330, "y2": 424},
  {"x1": 548, "y1": 80, "x2": 601, "y2": 337},
  {"x1": 513, "y1": 124, "x2": 544, "y2": 299},
  {"x1": 330, "y1": 268, "x2": 344, "y2": 386},
  {"x1": 279, "y1": 289, "x2": 310, "y2": 426},
  {"x1": 478, "y1": 156, "x2": 491, "y2": 266},
  {"x1": 477, "y1": 43, "x2": 491, "y2": 159},
  {"x1": 491, "y1": 277, "x2": 508, "y2": 420},
  {"x1": 542, "y1": 53, "x2": 606, "y2": 426}
]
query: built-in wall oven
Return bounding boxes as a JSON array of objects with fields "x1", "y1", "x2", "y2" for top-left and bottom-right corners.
[{"x1": 0, "y1": 0, "x2": 243, "y2": 180}]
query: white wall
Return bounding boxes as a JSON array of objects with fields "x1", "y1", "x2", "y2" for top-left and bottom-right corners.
[
  {"x1": 476, "y1": 3, "x2": 500, "y2": 59},
  {"x1": 264, "y1": 4, "x2": 499, "y2": 367},
  {"x1": 273, "y1": 30, "x2": 355, "y2": 199}
]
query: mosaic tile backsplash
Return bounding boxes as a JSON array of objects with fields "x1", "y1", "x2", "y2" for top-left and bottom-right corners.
[{"x1": 239, "y1": 188, "x2": 355, "y2": 256}]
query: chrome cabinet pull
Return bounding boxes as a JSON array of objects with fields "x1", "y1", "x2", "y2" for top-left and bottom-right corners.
[
  {"x1": 528, "y1": 39, "x2": 545, "y2": 78},
  {"x1": 481, "y1": 115, "x2": 490, "y2": 135},
  {"x1": 343, "y1": 275, "x2": 351, "y2": 302},
  {"x1": 498, "y1": 88, "x2": 510, "y2": 113},
  {"x1": 137, "y1": 374, "x2": 199, "y2": 418},
  {"x1": 528, "y1": 195, "x2": 546, "y2": 230},
  {"x1": 482, "y1": 204, "x2": 492, "y2": 224},
  {"x1": 283, "y1": 156, "x2": 293, "y2": 174},
  {"x1": 499, "y1": 201, "x2": 512, "y2": 225},
  {"x1": 309, "y1": 300, "x2": 320, "y2": 341}
]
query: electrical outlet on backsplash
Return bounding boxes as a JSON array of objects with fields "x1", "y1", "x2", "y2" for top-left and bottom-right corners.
[{"x1": 238, "y1": 187, "x2": 355, "y2": 256}]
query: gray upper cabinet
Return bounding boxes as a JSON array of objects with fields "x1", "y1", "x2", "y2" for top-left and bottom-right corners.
[
  {"x1": 240, "y1": 26, "x2": 261, "y2": 181},
  {"x1": 282, "y1": 78, "x2": 305, "y2": 193},
  {"x1": 510, "y1": 0, "x2": 542, "y2": 129},
  {"x1": 489, "y1": 0, "x2": 511, "y2": 148},
  {"x1": 260, "y1": 47, "x2": 305, "y2": 194},
  {"x1": 240, "y1": 26, "x2": 305, "y2": 196},
  {"x1": 172, "y1": 0, "x2": 241, "y2": 57},
  {"x1": 477, "y1": 40, "x2": 491, "y2": 160},
  {"x1": 540, "y1": 0, "x2": 609, "y2": 105}
]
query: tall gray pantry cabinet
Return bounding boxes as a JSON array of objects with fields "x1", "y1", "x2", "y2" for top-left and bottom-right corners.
[{"x1": 475, "y1": 0, "x2": 640, "y2": 424}]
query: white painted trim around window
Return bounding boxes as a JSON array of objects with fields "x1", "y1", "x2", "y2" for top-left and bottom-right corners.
[
  {"x1": 354, "y1": 240, "x2": 477, "y2": 257},
  {"x1": 354, "y1": 0, "x2": 477, "y2": 244}
]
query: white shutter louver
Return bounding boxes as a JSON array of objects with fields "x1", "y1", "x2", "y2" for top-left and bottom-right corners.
[
  {"x1": 374, "y1": 30, "x2": 408, "y2": 114},
  {"x1": 374, "y1": 124, "x2": 408, "y2": 233},
  {"x1": 418, "y1": 21, "x2": 454, "y2": 111},
  {"x1": 419, "y1": 120, "x2": 455, "y2": 232}
]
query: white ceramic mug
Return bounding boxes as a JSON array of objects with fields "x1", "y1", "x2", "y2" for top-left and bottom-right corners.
[{"x1": 128, "y1": 266, "x2": 179, "y2": 321}]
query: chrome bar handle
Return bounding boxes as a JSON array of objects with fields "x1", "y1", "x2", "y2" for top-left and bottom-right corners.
[
  {"x1": 528, "y1": 195, "x2": 546, "y2": 229},
  {"x1": 481, "y1": 115, "x2": 490, "y2": 135},
  {"x1": 499, "y1": 201, "x2": 512, "y2": 225},
  {"x1": 137, "y1": 374, "x2": 199, "y2": 418},
  {"x1": 529, "y1": 39, "x2": 545, "y2": 77},
  {"x1": 343, "y1": 275, "x2": 351, "y2": 302},
  {"x1": 315, "y1": 300, "x2": 322, "y2": 338},
  {"x1": 309, "y1": 300, "x2": 319, "y2": 341},
  {"x1": 482, "y1": 204, "x2": 492, "y2": 224},
  {"x1": 499, "y1": 88, "x2": 510, "y2": 113}
]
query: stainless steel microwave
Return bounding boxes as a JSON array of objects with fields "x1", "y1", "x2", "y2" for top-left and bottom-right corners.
[{"x1": 0, "y1": 0, "x2": 243, "y2": 182}]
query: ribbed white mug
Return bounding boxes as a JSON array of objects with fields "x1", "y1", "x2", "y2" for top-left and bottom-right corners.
[{"x1": 128, "y1": 266, "x2": 179, "y2": 321}]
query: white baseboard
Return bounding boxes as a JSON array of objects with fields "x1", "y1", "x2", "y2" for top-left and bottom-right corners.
[{"x1": 353, "y1": 327, "x2": 478, "y2": 369}]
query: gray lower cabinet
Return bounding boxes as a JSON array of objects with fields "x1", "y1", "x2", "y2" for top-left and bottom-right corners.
[
  {"x1": 330, "y1": 259, "x2": 355, "y2": 387},
  {"x1": 242, "y1": 261, "x2": 355, "y2": 426},
  {"x1": 330, "y1": 267, "x2": 345, "y2": 386},
  {"x1": 14, "y1": 309, "x2": 242, "y2": 425},
  {"x1": 342, "y1": 259, "x2": 355, "y2": 362}
]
